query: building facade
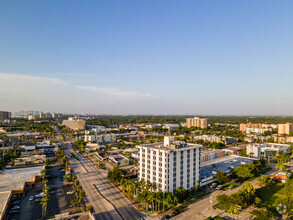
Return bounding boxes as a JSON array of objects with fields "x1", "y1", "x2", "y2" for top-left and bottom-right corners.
[
  {"x1": 186, "y1": 117, "x2": 208, "y2": 128},
  {"x1": 278, "y1": 123, "x2": 293, "y2": 135},
  {"x1": 0, "y1": 111, "x2": 11, "y2": 122},
  {"x1": 137, "y1": 137, "x2": 202, "y2": 192}
]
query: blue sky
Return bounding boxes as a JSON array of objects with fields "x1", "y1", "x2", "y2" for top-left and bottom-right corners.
[{"x1": 1, "y1": 1, "x2": 293, "y2": 115}]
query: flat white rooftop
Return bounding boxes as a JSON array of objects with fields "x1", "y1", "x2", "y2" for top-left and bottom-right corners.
[{"x1": 0, "y1": 166, "x2": 44, "y2": 192}]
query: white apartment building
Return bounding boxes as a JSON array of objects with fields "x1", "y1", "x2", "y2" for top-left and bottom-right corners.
[
  {"x1": 84, "y1": 134, "x2": 115, "y2": 143},
  {"x1": 245, "y1": 127, "x2": 272, "y2": 134},
  {"x1": 246, "y1": 143, "x2": 290, "y2": 159},
  {"x1": 137, "y1": 136, "x2": 202, "y2": 193}
]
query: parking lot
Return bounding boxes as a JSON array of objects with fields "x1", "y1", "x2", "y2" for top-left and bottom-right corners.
[{"x1": 6, "y1": 165, "x2": 76, "y2": 220}]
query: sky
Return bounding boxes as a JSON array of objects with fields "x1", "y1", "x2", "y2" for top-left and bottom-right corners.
[{"x1": 1, "y1": 1, "x2": 293, "y2": 115}]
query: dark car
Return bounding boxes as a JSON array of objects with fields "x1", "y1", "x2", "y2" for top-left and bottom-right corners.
[
  {"x1": 11, "y1": 201, "x2": 20, "y2": 205},
  {"x1": 9, "y1": 210, "x2": 19, "y2": 214},
  {"x1": 161, "y1": 215, "x2": 170, "y2": 220},
  {"x1": 172, "y1": 209, "x2": 181, "y2": 216}
]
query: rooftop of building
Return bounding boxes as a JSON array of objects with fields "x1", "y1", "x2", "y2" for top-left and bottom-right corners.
[
  {"x1": 224, "y1": 145, "x2": 247, "y2": 151},
  {"x1": 0, "y1": 191, "x2": 11, "y2": 217},
  {"x1": 200, "y1": 155, "x2": 255, "y2": 180},
  {"x1": 137, "y1": 142, "x2": 202, "y2": 150},
  {"x1": 0, "y1": 166, "x2": 44, "y2": 193},
  {"x1": 201, "y1": 148, "x2": 224, "y2": 155}
]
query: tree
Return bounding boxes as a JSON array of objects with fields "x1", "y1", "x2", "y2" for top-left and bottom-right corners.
[
  {"x1": 175, "y1": 187, "x2": 187, "y2": 203},
  {"x1": 257, "y1": 175, "x2": 274, "y2": 187},
  {"x1": 215, "y1": 171, "x2": 229, "y2": 184},
  {"x1": 239, "y1": 148, "x2": 247, "y2": 157},
  {"x1": 86, "y1": 205, "x2": 93, "y2": 212},
  {"x1": 233, "y1": 164, "x2": 256, "y2": 180},
  {"x1": 251, "y1": 208, "x2": 271, "y2": 220}
]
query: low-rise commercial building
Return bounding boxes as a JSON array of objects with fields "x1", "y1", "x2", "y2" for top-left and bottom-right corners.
[
  {"x1": 199, "y1": 156, "x2": 255, "y2": 187},
  {"x1": 200, "y1": 148, "x2": 226, "y2": 163},
  {"x1": 62, "y1": 117, "x2": 86, "y2": 130},
  {"x1": 109, "y1": 154, "x2": 130, "y2": 167},
  {"x1": 0, "y1": 166, "x2": 44, "y2": 220},
  {"x1": 246, "y1": 143, "x2": 290, "y2": 159}
]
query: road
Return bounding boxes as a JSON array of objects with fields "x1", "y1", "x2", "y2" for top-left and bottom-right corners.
[
  {"x1": 172, "y1": 163, "x2": 278, "y2": 220},
  {"x1": 76, "y1": 152, "x2": 146, "y2": 220},
  {"x1": 56, "y1": 132, "x2": 146, "y2": 220}
]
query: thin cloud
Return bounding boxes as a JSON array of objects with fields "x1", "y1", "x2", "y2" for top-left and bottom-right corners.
[
  {"x1": 0, "y1": 73, "x2": 159, "y2": 99},
  {"x1": 75, "y1": 85, "x2": 159, "y2": 99}
]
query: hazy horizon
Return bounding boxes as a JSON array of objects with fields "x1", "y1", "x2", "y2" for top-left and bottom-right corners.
[{"x1": 1, "y1": 1, "x2": 293, "y2": 115}]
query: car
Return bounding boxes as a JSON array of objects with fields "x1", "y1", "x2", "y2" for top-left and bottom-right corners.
[
  {"x1": 29, "y1": 196, "x2": 34, "y2": 201},
  {"x1": 9, "y1": 210, "x2": 19, "y2": 214},
  {"x1": 216, "y1": 185, "x2": 223, "y2": 190},
  {"x1": 35, "y1": 198, "x2": 42, "y2": 202},
  {"x1": 11, "y1": 201, "x2": 20, "y2": 205},
  {"x1": 228, "y1": 185, "x2": 234, "y2": 189},
  {"x1": 66, "y1": 191, "x2": 74, "y2": 195},
  {"x1": 49, "y1": 191, "x2": 55, "y2": 194},
  {"x1": 61, "y1": 169, "x2": 65, "y2": 172},
  {"x1": 11, "y1": 206, "x2": 20, "y2": 210},
  {"x1": 172, "y1": 209, "x2": 181, "y2": 216},
  {"x1": 35, "y1": 193, "x2": 44, "y2": 198},
  {"x1": 210, "y1": 183, "x2": 218, "y2": 188}
]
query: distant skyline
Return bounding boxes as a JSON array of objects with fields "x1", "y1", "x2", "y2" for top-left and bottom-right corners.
[{"x1": 1, "y1": 1, "x2": 293, "y2": 115}]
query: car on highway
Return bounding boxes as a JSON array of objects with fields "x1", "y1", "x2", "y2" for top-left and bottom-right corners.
[
  {"x1": 29, "y1": 196, "x2": 34, "y2": 201},
  {"x1": 35, "y1": 198, "x2": 42, "y2": 202},
  {"x1": 11, "y1": 206, "x2": 20, "y2": 210},
  {"x1": 66, "y1": 191, "x2": 74, "y2": 195},
  {"x1": 9, "y1": 210, "x2": 19, "y2": 214}
]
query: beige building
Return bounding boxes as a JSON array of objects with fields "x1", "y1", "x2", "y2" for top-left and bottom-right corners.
[
  {"x1": 278, "y1": 123, "x2": 293, "y2": 135},
  {"x1": 186, "y1": 117, "x2": 208, "y2": 128},
  {"x1": 62, "y1": 118, "x2": 86, "y2": 130}
]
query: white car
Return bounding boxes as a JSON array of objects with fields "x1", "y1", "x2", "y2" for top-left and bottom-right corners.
[
  {"x1": 66, "y1": 191, "x2": 74, "y2": 195},
  {"x1": 29, "y1": 196, "x2": 34, "y2": 201}
]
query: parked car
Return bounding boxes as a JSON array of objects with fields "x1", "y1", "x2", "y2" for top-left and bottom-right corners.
[
  {"x1": 210, "y1": 183, "x2": 218, "y2": 188},
  {"x1": 216, "y1": 185, "x2": 223, "y2": 190},
  {"x1": 11, "y1": 206, "x2": 20, "y2": 210},
  {"x1": 35, "y1": 198, "x2": 42, "y2": 202},
  {"x1": 9, "y1": 210, "x2": 19, "y2": 214},
  {"x1": 172, "y1": 209, "x2": 181, "y2": 216},
  {"x1": 66, "y1": 191, "x2": 74, "y2": 195},
  {"x1": 61, "y1": 169, "x2": 65, "y2": 172},
  {"x1": 11, "y1": 201, "x2": 20, "y2": 205},
  {"x1": 228, "y1": 185, "x2": 234, "y2": 189},
  {"x1": 29, "y1": 196, "x2": 34, "y2": 201}
]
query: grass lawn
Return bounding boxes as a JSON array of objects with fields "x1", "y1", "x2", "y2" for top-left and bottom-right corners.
[
  {"x1": 256, "y1": 182, "x2": 287, "y2": 208},
  {"x1": 215, "y1": 202, "x2": 226, "y2": 210}
]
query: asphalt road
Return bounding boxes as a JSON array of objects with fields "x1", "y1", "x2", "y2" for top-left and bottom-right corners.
[
  {"x1": 77, "y1": 153, "x2": 146, "y2": 220},
  {"x1": 68, "y1": 152, "x2": 120, "y2": 220}
]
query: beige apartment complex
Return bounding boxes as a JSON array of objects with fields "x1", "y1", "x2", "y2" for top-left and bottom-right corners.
[
  {"x1": 278, "y1": 123, "x2": 293, "y2": 135},
  {"x1": 186, "y1": 117, "x2": 208, "y2": 128}
]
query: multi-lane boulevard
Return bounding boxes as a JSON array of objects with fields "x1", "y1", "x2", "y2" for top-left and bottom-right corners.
[
  {"x1": 76, "y1": 152, "x2": 146, "y2": 220},
  {"x1": 57, "y1": 133, "x2": 146, "y2": 220}
]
